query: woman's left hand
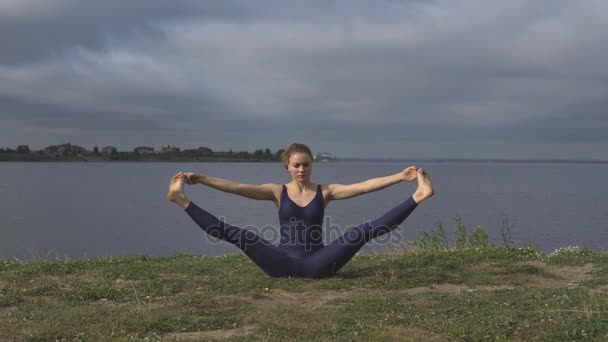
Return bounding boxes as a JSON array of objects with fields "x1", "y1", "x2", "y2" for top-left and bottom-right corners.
[{"x1": 400, "y1": 166, "x2": 417, "y2": 182}]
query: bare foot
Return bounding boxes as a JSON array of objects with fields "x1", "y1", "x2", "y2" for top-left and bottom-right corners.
[
  {"x1": 167, "y1": 173, "x2": 191, "y2": 209},
  {"x1": 412, "y1": 169, "x2": 434, "y2": 204}
]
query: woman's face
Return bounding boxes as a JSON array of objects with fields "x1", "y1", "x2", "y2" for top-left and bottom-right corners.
[{"x1": 287, "y1": 152, "x2": 312, "y2": 182}]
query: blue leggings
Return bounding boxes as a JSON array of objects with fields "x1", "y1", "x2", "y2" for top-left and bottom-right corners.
[{"x1": 184, "y1": 197, "x2": 417, "y2": 278}]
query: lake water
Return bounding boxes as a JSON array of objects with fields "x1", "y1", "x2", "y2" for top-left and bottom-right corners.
[{"x1": 1, "y1": 161, "x2": 607, "y2": 260}]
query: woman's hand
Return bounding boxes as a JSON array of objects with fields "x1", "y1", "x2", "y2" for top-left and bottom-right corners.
[
  {"x1": 181, "y1": 172, "x2": 200, "y2": 185},
  {"x1": 400, "y1": 166, "x2": 418, "y2": 182}
]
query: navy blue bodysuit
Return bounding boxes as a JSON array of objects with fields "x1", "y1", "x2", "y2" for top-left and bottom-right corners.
[{"x1": 185, "y1": 184, "x2": 417, "y2": 278}]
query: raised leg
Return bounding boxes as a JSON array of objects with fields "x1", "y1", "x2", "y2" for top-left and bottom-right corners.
[
  {"x1": 300, "y1": 169, "x2": 434, "y2": 278},
  {"x1": 168, "y1": 173, "x2": 294, "y2": 277},
  {"x1": 184, "y1": 202, "x2": 295, "y2": 277},
  {"x1": 299, "y1": 196, "x2": 417, "y2": 277}
]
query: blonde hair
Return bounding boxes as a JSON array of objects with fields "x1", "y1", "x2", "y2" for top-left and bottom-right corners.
[{"x1": 280, "y1": 143, "x2": 313, "y2": 169}]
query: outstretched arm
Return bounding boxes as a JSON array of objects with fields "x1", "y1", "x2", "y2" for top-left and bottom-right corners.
[
  {"x1": 184, "y1": 172, "x2": 280, "y2": 204},
  {"x1": 326, "y1": 166, "x2": 417, "y2": 202}
]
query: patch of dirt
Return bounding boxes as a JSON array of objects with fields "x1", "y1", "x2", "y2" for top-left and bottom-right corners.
[
  {"x1": 463, "y1": 263, "x2": 503, "y2": 274},
  {"x1": 593, "y1": 285, "x2": 608, "y2": 294},
  {"x1": 405, "y1": 284, "x2": 515, "y2": 295},
  {"x1": 240, "y1": 288, "x2": 361, "y2": 308},
  {"x1": 241, "y1": 276, "x2": 569, "y2": 308},
  {"x1": 71, "y1": 273, "x2": 99, "y2": 282},
  {"x1": 527, "y1": 263, "x2": 595, "y2": 288},
  {"x1": 28, "y1": 275, "x2": 143, "y2": 293},
  {"x1": 241, "y1": 284, "x2": 520, "y2": 309},
  {"x1": 29, "y1": 275, "x2": 62, "y2": 283},
  {"x1": 163, "y1": 324, "x2": 257, "y2": 340},
  {"x1": 234, "y1": 262, "x2": 596, "y2": 310},
  {"x1": 379, "y1": 325, "x2": 452, "y2": 341},
  {"x1": 22, "y1": 296, "x2": 61, "y2": 304},
  {"x1": 463, "y1": 261, "x2": 596, "y2": 289},
  {"x1": 27, "y1": 275, "x2": 74, "y2": 292},
  {"x1": 0, "y1": 306, "x2": 18, "y2": 318},
  {"x1": 112, "y1": 279, "x2": 143, "y2": 288},
  {"x1": 97, "y1": 299, "x2": 165, "y2": 307}
]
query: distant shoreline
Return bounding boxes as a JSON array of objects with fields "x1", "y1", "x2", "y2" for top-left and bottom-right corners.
[
  {"x1": 337, "y1": 158, "x2": 608, "y2": 164},
  {"x1": 1, "y1": 156, "x2": 607, "y2": 164}
]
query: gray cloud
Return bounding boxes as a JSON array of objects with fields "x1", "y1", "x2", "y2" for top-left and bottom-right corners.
[{"x1": 1, "y1": 0, "x2": 607, "y2": 158}]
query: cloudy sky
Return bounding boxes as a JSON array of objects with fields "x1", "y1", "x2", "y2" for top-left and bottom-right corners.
[{"x1": 1, "y1": 0, "x2": 607, "y2": 159}]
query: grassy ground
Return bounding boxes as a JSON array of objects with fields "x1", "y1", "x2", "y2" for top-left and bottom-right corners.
[{"x1": 1, "y1": 246, "x2": 608, "y2": 341}]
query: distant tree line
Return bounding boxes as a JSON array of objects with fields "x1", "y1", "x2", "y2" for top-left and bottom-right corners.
[
  {"x1": 105, "y1": 148, "x2": 286, "y2": 162},
  {"x1": 0, "y1": 144, "x2": 287, "y2": 162},
  {"x1": 0, "y1": 145, "x2": 31, "y2": 153}
]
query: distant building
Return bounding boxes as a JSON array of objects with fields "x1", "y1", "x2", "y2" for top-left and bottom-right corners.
[
  {"x1": 101, "y1": 146, "x2": 117, "y2": 155},
  {"x1": 44, "y1": 143, "x2": 85, "y2": 155},
  {"x1": 314, "y1": 153, "x2": 335, "y2": 162},
  {"x1": 196, "y1": 146, "x2": 212, "y2": 154},
  {"x1": 16, "y1": 145, "x2": 30, "y2": 153},
  {"x1": 56, "y1": 144, "x2": 69, "y2": 155},
  {"x1": 161, "y1": 145, "x2": 181, "y2": 153},
  {"x1": 182, "y1": 146, "x2": 213, "y2": 156},
  {"x1": 134, "y1": 146, "x2": 155, "y2": 154},
  {"x1": 44, "y1": 145, "x2": 58, "y2": 154},
  {"x1": 58, "y1": 143, "x2": 85, "y2": 155}
]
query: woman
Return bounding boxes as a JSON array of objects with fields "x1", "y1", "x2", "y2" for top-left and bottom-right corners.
[{"x1": 167, "y1": 143, "x2": 434, "y2": 278}]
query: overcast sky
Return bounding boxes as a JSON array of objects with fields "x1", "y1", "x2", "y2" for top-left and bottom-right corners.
[{"x1": 1, "y1": 0, "x2": 607, "y2": 159}]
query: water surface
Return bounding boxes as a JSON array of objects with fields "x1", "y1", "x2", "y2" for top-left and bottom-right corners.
[{"x1": 1, "y1": 161, "x2": 606, "y2": 260}]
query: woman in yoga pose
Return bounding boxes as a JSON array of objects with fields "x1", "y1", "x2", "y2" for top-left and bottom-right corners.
[{"x1": 167, "y1": 143, "x2": 434, "y2": 278}]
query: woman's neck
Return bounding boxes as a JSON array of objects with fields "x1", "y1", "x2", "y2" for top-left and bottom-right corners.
[{"x1": 289, "y1": 180, "x2": 314, "y2": 192}]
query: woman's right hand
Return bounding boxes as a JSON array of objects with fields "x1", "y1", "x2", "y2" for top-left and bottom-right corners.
[
  {"x1": 400, "y1": 166, "x2": 418, "y2": 182},
  {"x1": 182, "y1": 172, "x2": 199, "y2": 185}
]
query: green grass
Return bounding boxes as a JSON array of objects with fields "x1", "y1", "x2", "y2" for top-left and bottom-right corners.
[{"x1": 2, "y1": 246, "x2": 608, "y2": 341}]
